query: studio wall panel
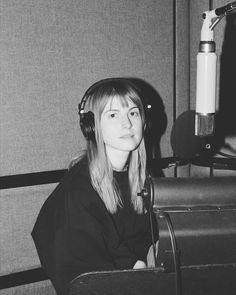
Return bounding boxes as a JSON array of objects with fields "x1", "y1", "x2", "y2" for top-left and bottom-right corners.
[
  {"x1": 0, "y1": 280, "x2": 56, "y2": 295},
  {"x1": 1, "y1": 0, "x2": 174, "y2": 176},
  {"x1": 174, "y1": 0, "x2": 191, "y2": 176},
  {"x1": 0, "y1": 184, "x2": 57, "y2": 275}
]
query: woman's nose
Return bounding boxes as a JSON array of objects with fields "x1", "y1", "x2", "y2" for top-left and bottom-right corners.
[{"x1": 122, "y1": 115, "x2": 132, "y2": 128}]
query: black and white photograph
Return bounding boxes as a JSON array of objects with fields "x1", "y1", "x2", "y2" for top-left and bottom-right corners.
[{"x1": 1, "y1": 1, "x2": 236, "y2": 294}]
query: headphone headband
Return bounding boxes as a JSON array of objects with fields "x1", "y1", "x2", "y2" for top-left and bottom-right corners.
[{"x1": 78, "y1": 78, "x2": 140, "y2": 115}]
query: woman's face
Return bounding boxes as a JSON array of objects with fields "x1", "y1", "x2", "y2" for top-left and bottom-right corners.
[{"x1": 100, "y1": 96, "x2": 143, "y2": 159}]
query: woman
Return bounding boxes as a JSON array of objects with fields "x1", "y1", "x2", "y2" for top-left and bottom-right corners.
[{"x1": 32, "y1": 78, "x2": 158, "y2": 295}]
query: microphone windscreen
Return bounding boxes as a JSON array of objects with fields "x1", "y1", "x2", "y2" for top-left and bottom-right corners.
[{"x1": 171, "y1": 110, "x2": 205, "y2": 160}]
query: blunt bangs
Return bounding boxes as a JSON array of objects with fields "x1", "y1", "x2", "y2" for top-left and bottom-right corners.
[{"x1": 90, "y1": 84, "x2": 146, "y2": 125}]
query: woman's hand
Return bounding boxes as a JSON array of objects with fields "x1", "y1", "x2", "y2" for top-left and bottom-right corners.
[{"x1": 133, "y1": 260, "x2": 146, "y2": 269}]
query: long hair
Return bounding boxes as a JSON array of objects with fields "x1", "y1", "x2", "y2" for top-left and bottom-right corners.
[{"x1": 84, "y1": 78, "x2": 147, "y2": 214}]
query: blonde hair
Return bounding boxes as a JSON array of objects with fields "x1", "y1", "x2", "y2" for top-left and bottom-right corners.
[{"x1": 84, "y1": 78, "x2": 147, "y2": 214}]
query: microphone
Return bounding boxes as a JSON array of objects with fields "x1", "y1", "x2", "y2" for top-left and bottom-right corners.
[
  {"x1": 215, "y1": 1, "x2": 236, "y2": 16},
  {"x1": 195, "y1": 7, "x2": 219, "y2": 137},
  {"x1": 195, "y1": 40, "x2": 217, "y2": 137}
]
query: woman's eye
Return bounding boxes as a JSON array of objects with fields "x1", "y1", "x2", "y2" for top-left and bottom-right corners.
[
  {"x1": 130, "y1": 111, "x2": 140, "y2": 117},
  {"x1": 109, "y1": 113, "x2": 117, "y2": 118}
]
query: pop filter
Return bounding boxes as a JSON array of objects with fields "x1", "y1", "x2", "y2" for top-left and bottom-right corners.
[{"x1": 171, "y1": 110, "x2": 207, "y2": 160}]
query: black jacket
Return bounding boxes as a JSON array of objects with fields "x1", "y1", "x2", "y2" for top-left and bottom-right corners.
[{"x1": 32, "y1": 157, "x2": 157, "y2": 294}]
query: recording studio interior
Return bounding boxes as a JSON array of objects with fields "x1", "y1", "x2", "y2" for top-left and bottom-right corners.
[{"x1": 1, "y1": 0, "x2": 236, "y2": 294}]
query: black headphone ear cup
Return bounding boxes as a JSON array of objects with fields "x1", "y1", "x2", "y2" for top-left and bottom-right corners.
[{"x1": 80, "y1": 111, "x2": 95, "y2": 141}]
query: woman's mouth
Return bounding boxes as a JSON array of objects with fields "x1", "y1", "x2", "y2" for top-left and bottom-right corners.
[{"x1": 120, "y1": 134, "x2": 134, "y2": 139}]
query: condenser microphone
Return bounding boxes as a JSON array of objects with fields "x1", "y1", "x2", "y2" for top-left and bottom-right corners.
[{"x1": 195, "y1": 41, "x2": 217, "y2": 137}]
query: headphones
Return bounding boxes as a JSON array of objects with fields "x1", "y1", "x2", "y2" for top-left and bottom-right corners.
[{"x1": 78, "y1": 78, "x2": 152, "y2": 141}]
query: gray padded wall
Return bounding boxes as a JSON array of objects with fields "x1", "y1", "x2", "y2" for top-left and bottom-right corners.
[
  {"x1": 175, "y1": 0, "x2": 191, "y2": 177},
  {"x1": 0, "y1": 0, "x2": 174, "y2": 177}
]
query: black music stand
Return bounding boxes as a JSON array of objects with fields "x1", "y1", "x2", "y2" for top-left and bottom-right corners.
[{"x1": 70, "y1": 266, "x2": 236, "y2": 295}]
